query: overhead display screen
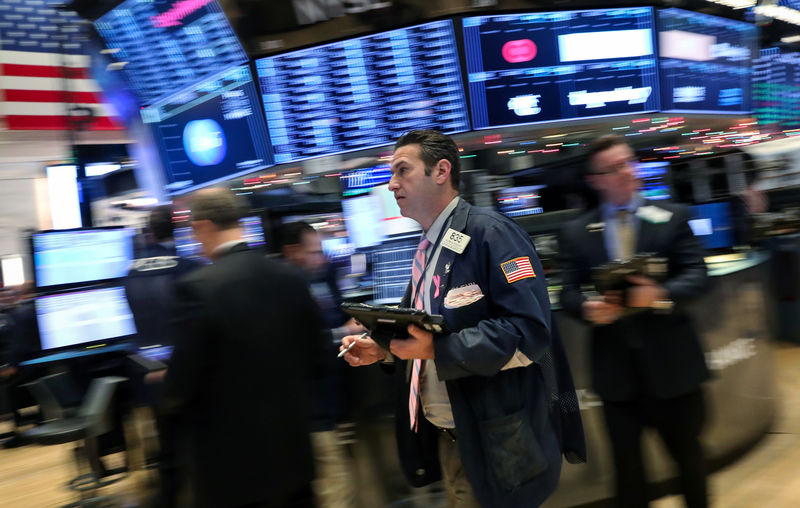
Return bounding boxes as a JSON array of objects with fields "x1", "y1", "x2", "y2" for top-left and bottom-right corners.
[
  {"x1": 141, "y1": 66, "x2": 274, "y2": 195},
  {"x1": 255, "y1": 20, "x2": 470, "y2": 164},
  {"x1": 753, "y1": 48, "x2": 800, "y2": 128},
  {"x1": 462, "y1": 8, "x2": 659, "y2": 129},
  {"x1": 657, "y1": 8, "x2": 756, "y2": 114},
  {"x1": 95, "y1": 0, "x2": 248, "y2": 106}
]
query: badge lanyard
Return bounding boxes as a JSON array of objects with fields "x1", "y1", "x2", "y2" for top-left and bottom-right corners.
[{"x1": 411, "y1": 212, "x2": 455, "y2": 308}]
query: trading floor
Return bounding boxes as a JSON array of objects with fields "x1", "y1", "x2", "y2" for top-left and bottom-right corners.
[{"x1": 1, "y1": 343, "x2": 798, "y2": 508}]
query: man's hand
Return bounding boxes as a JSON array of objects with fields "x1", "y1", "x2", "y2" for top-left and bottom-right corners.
[
  {"x1": 390, "y1": 324, "x2": 435, "y2": 360},
  {"x1": 626, "y1": 275, "x2": 668, "y2": 308},
  {"x1": 583, "y1": 299, "x2": 624, "y2": 325},
  {"x1": 341, "y1": 334, "x2": 386, "y2": 366},
  {"x1": 0, "y1": 365, "x2": 17, "y2": 379},
  {"x1": 341, "y1": 318, "x2": 366, "y2": 336}
]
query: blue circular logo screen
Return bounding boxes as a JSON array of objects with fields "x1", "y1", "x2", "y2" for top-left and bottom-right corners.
[{"x1": 183, "y1": 119, "x2": 227, "y2": 166}]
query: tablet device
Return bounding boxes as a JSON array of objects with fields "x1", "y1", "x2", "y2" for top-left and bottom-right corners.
[{"x1": 341, "y1": 302, "x2": 448, "y2": 350}]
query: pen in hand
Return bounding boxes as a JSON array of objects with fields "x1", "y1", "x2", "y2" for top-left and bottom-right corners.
[{"x1": 337, "y1": 332, "x2": 368, "y2": 358}]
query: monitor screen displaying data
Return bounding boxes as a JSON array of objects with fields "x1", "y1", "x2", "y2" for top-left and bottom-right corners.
[
  {"x1": 753, "y1": 48, "x2": 800, "y2": 128},
  {"x1": 33, "y1": 228, "x2": 135, "y2": 288},
  {"x1": 35, "y1": 286, "x2": 137, "y2": 351},
  {"x1": 174, "y1": 216, "x2": 266, "y2": 260},
  {"x1": 635, "y1": 161, "x2": 671, "y2": 201},
  {"x1": 496, "y1": 185, "x2": 546, "y2": 218},
  {"x1": 255, "y1": 20, "x2": 470, "y2": 163},
  {"x1": 657, "y1": 8, "x2": 756, "y2": 113},
  {"x1": 95, "y1": 0, "x2": 247, "y2": 105},
  {"x1": 462, "y1": 8, "x2": 659, "y2": 129},
  {"x1": 689, "y1": 201, "x2": 734, "y2": 250},
  {"x1": 141, "y1": 66, "x2": 274, "y2": 194}
]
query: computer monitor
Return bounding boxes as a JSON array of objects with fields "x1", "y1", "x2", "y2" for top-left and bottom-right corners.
[
  {"x1": 635, "y1": 162, "x2": 672, "y2": 201},
  {"x1": 689, "y1": 201, "x2": 734, "y2": 250},
  {"x1": 35, "y1": 286, "x2": 137, "y2": 351},
  {"x1": 371, "y1": 237, "x2": 420, "y2": 304},
  {"x1": 496, "y1": 185, "x2": 546, "y2": 218},
  {"x1": 32, "y1": 228, "x2": 135, "y2": 289},
  {"x1": 340, "y1": 166, "x2": 393, "y2": 198},
  {"x1": 141, "y1": 65, "x2": 274, "y2": 195},
  {"x1": 94, "y1": 0, "x2": 248, "y2": 106},
  {"x1": 173, "y1": 215, "x2": 266, "y2": 260},
  {"x1": 462, "y1": 8, "x2": 659, "y2": 129},
  {"x1": 370, "y1": 184, "x2": 422, "y2": 236},
  {"x1": 255, "y1": 19, "x2": 469, "y2": 163},
  {"x1": 657, "y1": 8, "x2": 756, "y2": 113},
  {"x1": 342, "y1": 195, "x2": 385, "y2": 249}
]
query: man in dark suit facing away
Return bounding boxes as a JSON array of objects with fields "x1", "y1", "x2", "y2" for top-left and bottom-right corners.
[
  {"x1": 161, "y1": 188, "x2": 326, "y2": 508},
  {"x1": 558, "y1": 136, "x2": 711, "y2": 508}
]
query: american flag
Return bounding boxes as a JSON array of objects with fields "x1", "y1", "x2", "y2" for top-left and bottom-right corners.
[
  {"x1": 0, "y1": 0, "x2": 122, "y2": 130},
  {"x1": 501, "y1": 256, "x2": 536, "y2": 284}
]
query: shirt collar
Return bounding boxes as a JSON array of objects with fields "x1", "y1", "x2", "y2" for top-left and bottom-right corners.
[
  {"x1": 602, "y1": 192, "x2": 643, "y2": 220},
  {"x1": 425, "y1": 196, "x2": 460, "y2": 244}
]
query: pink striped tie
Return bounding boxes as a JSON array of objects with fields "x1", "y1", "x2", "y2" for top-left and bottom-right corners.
[{"x1": 409, "y1": 236, "x2": 430, "y2": 432}]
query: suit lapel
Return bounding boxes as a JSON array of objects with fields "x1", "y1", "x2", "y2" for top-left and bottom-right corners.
[
  {"x1": 584, "y1": 209, "x2": 610, "y2": 266},
  {"x1": 429, "y1": 199, "x2": 470, "y2": 316}
]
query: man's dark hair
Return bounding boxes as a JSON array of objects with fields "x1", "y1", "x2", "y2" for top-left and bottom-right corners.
[
  {"x1": 584, "y1": 135, "x2": 631, "y2": 175},
  {"x1": 188, "y1": 188, "x2": 248, "y2": 230},
  {"x1": 395, "y1": 129, "x2": 460, "y2": 189},
  {"x1": 278, "y1": 221, "x2": 316, "y2": 250},
  {"x1": 148, "y1": 205, "x2": 174, "y2": 242}
]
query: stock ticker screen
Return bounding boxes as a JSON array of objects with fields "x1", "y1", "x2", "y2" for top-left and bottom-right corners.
[
  {"x1": 657, "y1": 8, "x2": 756, "y2": 114},
  {"x1": 141, "y1": 66, "x2": 274, "y2": 195},
  {"x1": 95, "y1": 0, "x2": 248, "y2": 105},
  {"x1": 753, "y1": 48, "x2": 800, "y2": 128},
  {"x1": 255, "y1": 20, "x2": 470, "y2": 164},
  {"x1": 462, "y1": 8, "x2": 660, "y2": 129}
]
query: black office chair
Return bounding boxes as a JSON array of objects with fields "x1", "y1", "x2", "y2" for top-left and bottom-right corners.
[{"x1": 24, "y1": 376, "x2": 129, "y2": 507}]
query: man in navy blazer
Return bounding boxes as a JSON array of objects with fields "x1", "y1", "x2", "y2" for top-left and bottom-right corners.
[
  {"x1": 558, "y1": 136, "x2": 710, "y2": 508},
  {"x1": 342, "y1": 130, "x2": 584, "y2": 507}
]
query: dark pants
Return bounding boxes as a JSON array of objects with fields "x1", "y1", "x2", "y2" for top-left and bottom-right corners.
[{"x1": 603, "y1": 389, "x2": 707, "y2": 508}]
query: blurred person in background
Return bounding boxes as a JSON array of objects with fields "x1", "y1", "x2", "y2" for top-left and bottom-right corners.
[
  {"x1": 341, "y1": 130, "x2": 584, "y2": 508},
  {"x1": 279, "y1": 221, "x2": 362, "y2": 508},
  {"x1": 160, "y1": 188, "x2": 326, "y2": 508},
  {"x1": 558, "y1": 135, "x2": 710, "y2": 508}
]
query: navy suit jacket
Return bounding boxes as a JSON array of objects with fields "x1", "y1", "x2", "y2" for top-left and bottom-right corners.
[
  {"x1": 558, "y1": 200, "x2": 711, "y2": 401},
  {"x1": 391, "y1": 199, "x2": 584, "y2": 508}
]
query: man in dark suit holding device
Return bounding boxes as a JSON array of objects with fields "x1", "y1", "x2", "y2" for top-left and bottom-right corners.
[
  {"x1": 341, "y1": 130, "x2": 584, "y2": 508},
  {"x1": 558, "y1": 135, "x2": 710, "y2": 508},
  {"x1": 161, "y1": 188, "x2": 326, "y2": 508}
]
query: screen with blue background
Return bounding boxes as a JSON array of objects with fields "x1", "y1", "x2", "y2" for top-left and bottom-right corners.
[
  {"x1": 636, "y1": 161, "x2": 671, "y2": 201},
  {"x1": 462, "y1": 8, "x2": 659, "y2": 129},
  {"x1": 33, "y1": 228, "x2": 135, "y2": 288},
  {"x1": 141, "y1": 66, "x2": 273, "y2": 195},
  {"x1": 689, "y1": 201, "x2": 734, "y2": 250},
  {"x1": 95, "y1": 0, "x2": 247, "y2": 106},
  {"x1": 657, "y1": 8, "x2": 756, "y2": 114},
  {"x1": 255, "y1": 20, "x2": 470, "y2": 164}
]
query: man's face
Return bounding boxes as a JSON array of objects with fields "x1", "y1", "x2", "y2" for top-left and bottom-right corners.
[
  {"x1": 298, "y1": 230, "x2": 325, "y2": 272},
  {"x1": 190, "y1": 219, "x2": 214, "y2": 259},
  {"x1": 388, "y1": 144, "x2": 441, "y2": 225},
  {"x1": 587, "y1": 143, "x2": 639, "y2": 205}
]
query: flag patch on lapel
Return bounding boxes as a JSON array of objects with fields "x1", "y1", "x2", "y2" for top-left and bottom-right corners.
[{"x1": 500, "y1": 257, "x2": 535, "y2": 283}]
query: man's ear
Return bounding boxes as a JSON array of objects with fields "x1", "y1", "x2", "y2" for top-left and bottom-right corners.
[{"x1": 433, "y1": 159, "x2": 451, "y2": 185}]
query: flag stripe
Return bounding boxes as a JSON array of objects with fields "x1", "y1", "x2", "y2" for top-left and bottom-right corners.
[
  {"x1": 0, "y1": 49, "x2": 90, "y2": 67},
  {"x1": 5, "y1": 115, "x2": 123, "y2": 130},
  {"x1": 3, "y1": 89, "x2": 104, "y2": 103},
  {"x1": 1, "y1": 101, "x2": 116, "y2": 116},
  {"x1": 0, "y1": 75, "x2": 100, "y2": 92},
  {"x1": 2, "y1": 63, "x2": 92, "y2": 79}
]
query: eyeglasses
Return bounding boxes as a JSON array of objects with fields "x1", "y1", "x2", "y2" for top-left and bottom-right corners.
[{"x1": 591, "y1": 158, "x2": 637, "y2": 176}]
